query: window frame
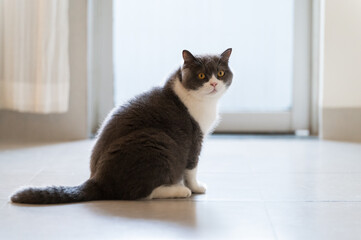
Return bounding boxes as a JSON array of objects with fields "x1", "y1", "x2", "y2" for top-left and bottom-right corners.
[
  {"x1": 89, "y1": 0, "x2": 314, "y2": 135},
  {"x1": 216, "y1": 0, "x2": 312, "y2": 133}
]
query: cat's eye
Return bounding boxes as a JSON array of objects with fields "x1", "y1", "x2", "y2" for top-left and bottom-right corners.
[
  {"x1": 198, "y1": 73, "x2": 205, "y2": 79},
  {"x1": 217, "y1": 71, "x2": 225, "y2": 77}
]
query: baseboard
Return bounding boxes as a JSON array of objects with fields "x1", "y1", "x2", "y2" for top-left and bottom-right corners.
[{"x1": 321, "y1": 107, "x2": 361, "y2": 143}]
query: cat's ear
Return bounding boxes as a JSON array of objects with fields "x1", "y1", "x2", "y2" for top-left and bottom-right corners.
[
  {"x1": 220, "y1": 48, "x2": 232, "y2": 62},
  {"x1": 182, "y1": 50, "x2": 196, "y2": 63}
]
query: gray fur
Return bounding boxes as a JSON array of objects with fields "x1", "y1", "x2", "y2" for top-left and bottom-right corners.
[{"x1": 10, "y1": 49, "x2": 233, "y2": 204}]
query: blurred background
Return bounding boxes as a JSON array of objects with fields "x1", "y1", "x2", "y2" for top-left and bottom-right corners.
[{"x1": 0, "y1": 0, "x2": 360, "y2": 144}]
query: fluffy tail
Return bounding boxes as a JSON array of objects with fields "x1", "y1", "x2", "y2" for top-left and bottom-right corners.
[{"x1": 10, "y1": 179, "x2": 103, "y2": 204}]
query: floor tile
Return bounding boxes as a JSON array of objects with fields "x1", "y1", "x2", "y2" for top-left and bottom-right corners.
[
  {"x1": 0, "y1": 169, "x2": 41, "y2": 200},
  {"x1": 257, "y1": 173, "x2": 361, "y2": 201},
  {"x1": 246, "y1": 140, "x2": 361, "y2": 173},
  {"x1": 267, "y1": 202, "x2": 361, "y2": 240},
  {"x1": 0, "y1": 200, "x2": 275, "y2": 240},
  {"x1": 29, "y1": 170, "x2": 90, "y2": 187},
  {"x1": 0, "y1": 140, "x2": 93, "y2": 172},
  {"x1": 193, "y1": 173, "x2": 262, "y2": 201},
  {"x1": 0, "y1": 199, "x2": 7, "y2": 209},
  {"x1": 199, "y1": 140, "x2": 251, "y2": 173},
  {"x1": 1, "y1": 137, "x2": 361, "y2": 239}
]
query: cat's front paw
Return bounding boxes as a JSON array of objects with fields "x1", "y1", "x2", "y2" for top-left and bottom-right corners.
[{"x1": 189, "y1": 182, "x2": 207, "y2": 194}]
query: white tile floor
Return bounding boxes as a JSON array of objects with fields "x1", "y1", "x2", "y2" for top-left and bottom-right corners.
[{"x1": 0, "y1": 136, "x2": 361, "y2": 240}]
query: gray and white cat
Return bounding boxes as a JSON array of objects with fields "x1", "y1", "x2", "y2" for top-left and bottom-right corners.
[{"x1": 11, "y1": 49, "x2": 233, "y2": 204}]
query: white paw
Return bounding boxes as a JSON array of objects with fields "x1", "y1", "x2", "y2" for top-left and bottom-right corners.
[
  {"x1": 177, "y1": 186, "x2": 192, "y2": 198},
  {"x1": 189, "y1": 182, "x2": 207, "y2": 194}
]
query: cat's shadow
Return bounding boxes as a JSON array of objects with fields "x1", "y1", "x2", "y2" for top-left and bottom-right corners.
[{"x1": 83, "y1": 198, "x2": 198, "y2": 228}]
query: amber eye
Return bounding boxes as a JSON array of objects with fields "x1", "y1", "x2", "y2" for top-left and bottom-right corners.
[
  {"x1": 217, "y1": 70, "x2": 225, "y2": 77},
  {"x1": 198, "y1": 73, "x2": 205, "y2": 79}
]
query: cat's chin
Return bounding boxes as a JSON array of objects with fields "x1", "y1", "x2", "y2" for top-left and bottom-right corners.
[
  {"x1": 206, "y1": 92, "x2": 220, "y2": 98},
  {"x1": 208, "y1": 89, "x2": 218, "y2": 95},
  {"x1": 204, "y1": 88, "x2": 226, "y2": 99}
]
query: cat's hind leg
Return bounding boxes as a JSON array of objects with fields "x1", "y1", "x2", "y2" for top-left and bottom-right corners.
[{"x1": 146, "y1": 184, "x2": 191, "y2": 199}]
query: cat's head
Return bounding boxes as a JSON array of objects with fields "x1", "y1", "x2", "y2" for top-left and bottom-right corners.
[{"x1": 179, "y1": 49, "x2": 233, "y2": 99}]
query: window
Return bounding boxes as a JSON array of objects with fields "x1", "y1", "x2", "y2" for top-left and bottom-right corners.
[{"x1": 112, "y1": 0, "x2": 311, "y2": 133}]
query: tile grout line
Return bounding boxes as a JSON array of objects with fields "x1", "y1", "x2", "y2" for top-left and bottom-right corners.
[
  {"x1": 0, "y1": 201, "x2": 7, "y2": 209},
  {"x1": 263, "y1": 201, "x2": 280, "y2": 240},
  {"x1": 251, "y1": 162, "x2": 279, "y2": 240},
  {"x1": 4, "y1": 168, "x2": 46, "y2": 204},
  {"x1": 26, "y1": 168, "x2": 46, "y2": 185}
]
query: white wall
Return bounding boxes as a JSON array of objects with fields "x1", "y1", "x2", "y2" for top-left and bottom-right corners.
[
  {"x1": 320, "y1": 0, "x2": 361, "y2": 142},
  {"x1": 322, "y1": 0, "x2": 361, "y2": 108}
]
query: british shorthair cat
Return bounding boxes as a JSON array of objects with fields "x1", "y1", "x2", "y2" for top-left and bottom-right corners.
[{"x1": 11, "y1": 48, "x2": 233, "y2": 204}]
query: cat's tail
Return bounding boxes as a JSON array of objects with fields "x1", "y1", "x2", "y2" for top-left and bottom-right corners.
[{"x1": 10, "y1": 179, "x2": 103, "y2": 204}]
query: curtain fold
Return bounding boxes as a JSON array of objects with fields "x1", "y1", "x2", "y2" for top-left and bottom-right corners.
[{"x1": 0, "y1": 0, "x2": 69, "y2": 113}]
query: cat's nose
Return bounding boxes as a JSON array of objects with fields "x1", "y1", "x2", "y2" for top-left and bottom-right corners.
[{"x1": 210, "y1": 82, "x2": 218, "y2": 87}]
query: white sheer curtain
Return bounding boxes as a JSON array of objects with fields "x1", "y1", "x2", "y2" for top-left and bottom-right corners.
[{"x1": 0, "y1": 0, "x2": 69, "y2": 113}]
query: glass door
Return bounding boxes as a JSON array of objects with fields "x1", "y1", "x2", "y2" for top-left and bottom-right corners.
[{"x1": 113, "y1": 0, "x2": 311, "y2": 133}]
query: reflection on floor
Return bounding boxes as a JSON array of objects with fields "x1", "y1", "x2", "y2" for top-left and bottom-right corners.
[{"x1": 1, "y1": 136, "x2": 361, "y2": 240}]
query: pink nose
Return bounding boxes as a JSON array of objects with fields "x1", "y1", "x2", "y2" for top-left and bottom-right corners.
[{"x1": 210, "y1": 82, "x2": 218, "y2": 87}]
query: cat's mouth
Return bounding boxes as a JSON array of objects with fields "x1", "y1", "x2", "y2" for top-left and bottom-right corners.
[{"x1": 208, "y1": 88, "x2": 218, "y2": 95}]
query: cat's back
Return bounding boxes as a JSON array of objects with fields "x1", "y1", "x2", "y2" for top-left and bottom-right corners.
[
  {"x1": 114, "y1": 86, "x2": 188, "y2": 130},
  {"x1": 91, "y1": 86, "x2": 196, "y2": 161}
]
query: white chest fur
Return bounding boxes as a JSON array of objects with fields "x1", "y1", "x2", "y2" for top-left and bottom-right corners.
[{"x1": 173, "y1": 79, "x2": 220, "y2": 134}]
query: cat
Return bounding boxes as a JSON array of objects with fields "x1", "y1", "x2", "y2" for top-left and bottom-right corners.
[{"x1": 10, "y1": 48, "x2": 233, "y2": 204}]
